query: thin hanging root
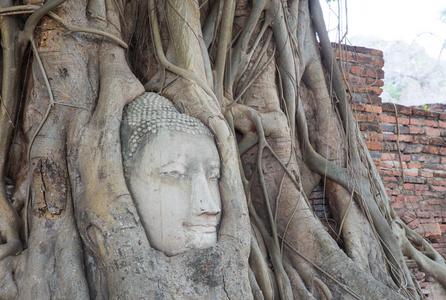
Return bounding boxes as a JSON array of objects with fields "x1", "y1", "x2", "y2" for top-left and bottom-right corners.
[
  {"x1": 336, "y1": 186, "x2": 355, "y2": 240},
  {"x1": 248, "y1": 200, "x2": 294, "y2": 300},
  {"x1": 48, "y1": 12, "x2": 128, "y2": 49},
  {"x1": 0, "y1": 3, "x2": 23, "y2": 259},
  {"x1": 0, "y1": 4, "x2": 38, "y2": 16},
  {"x1": 225, "y1": 41, "x2": 275, "y2": 113},
  {"x1": 214, "y1": 0, "x2": 234, "y2": 105},
  {"x1": 148, "y1": 0, "x2": 218, "y2": 104},
  {"x1": 250, "y1": 234, "x2": 275, "y2": 300},
  {"x1": 24, "y1": 39, "x2": 55, "y2": 242},
  {"x1": 313, "y1": 277, "x2": 333, "y2": 300}
]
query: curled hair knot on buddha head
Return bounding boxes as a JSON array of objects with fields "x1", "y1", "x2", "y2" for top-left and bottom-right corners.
[{"x1": 121, "y1": 92, "x2": 214, "y2": 177}]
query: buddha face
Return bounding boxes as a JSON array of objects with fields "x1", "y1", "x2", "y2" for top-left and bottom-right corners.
[{"x1": 128, "y1": 130, "x2": 222, "y2": 256}]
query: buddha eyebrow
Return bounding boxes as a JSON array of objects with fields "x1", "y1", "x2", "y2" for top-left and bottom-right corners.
[{"x1": 160, "y1": 161, "x2": 187, "y2": 169}]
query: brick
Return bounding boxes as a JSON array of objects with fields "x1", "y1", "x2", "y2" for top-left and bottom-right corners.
[
  {"x1": 363, "y1": 67, "x2": 377, "y2": 78},
  {"x1": 410, "y1": 119, "x2": 439, "y2": 127},
  {"x1": 440, "y1": 120, "x2": 446, "y2": 128},
  {"x1": 426, "y1": 128, "x2": 440, "y2": 137},
  {"x1": 370, "y1": 49, "x2": 383, "y2": 57},
  {"x1": 381, "y1": 153, "x2": 395, "y2": 160},
  {"x1": 366, "y1": 141, "x2": 382, "y2": 151},
  {"x1": 413, "y1": 109, "x2": 439, "y2": 119},
  {"x1": 384, "y1": 134, "x2": 397, "y2": 141},
  {"x1": 429, "y1": 137, "x2": 445, "y2": 146},
  {"x1": 367, "y1": 133, "x2": 383, "y2": 142},
  {"x1": 349, "y1": 74, "x2": 366, "y2": 84},
  {"x1": 377, "y1": 69, "x2": 384, "y2": 79},
  {"x1": 382, "y1": 103, "x2": 395, "y2": 113},
  {"x1": 404, "y1": 184, "x2": 415, "y2": 190},
  {"x1": 334, "y1": 51, "x2": 353, "y2": 59},
  {"x1": 433, "y1": 171, "x2": 446, "y2": 178},
  {"x1": 355, "y1": 53, "x2": 372, "y2": 64},
  {"x1": 405, "y1": 144, "x2": 424, "y2": 153},
  {"x1": 351, "y1": 86, "x2": 383, "y2": 95},
  {"x1": 350, "y1": 65, "x2": 361, "y2": 75},
  {"x1": 415, "y1": 223, "x2": 442, "y2": 240},
  {"x1": 383, "y1": 142, "x2": 401, "y2": 151},
  {"x1": 432, "y1": 186, "x2": 446, "y2": 192},
  {"x1": 407, "y1": 163, "x2": 422, "y2": 169},
  {"x1": 395, "y1": 125, "x2": 410, "y2": 134},
  {"x1": 409, "y1": 119, "x2": 423, "y2": 126},
  {"x1": 441, "y1": 157, "x2": 446, "y2": 164},
  {"x1": 395, "y1": 105, "x2": 413, "y2": 115},
  {"x1": 356, "y1": 114, "x2": 376, "y2": 122},
  {"x1": 373, "y1": 58, "x2": 384, "y2": 68},
  {"x1": 412, "y1": 136, "x2": 430, "y2": 144},
  {"x1": 360, "y1": 122, "x2": 381, "y2": 131},
  {"x1": 391, "y1": 202, "x2": 405, "y2": 209},
  {"x1": 383, "y1": 176, "x2": 398, "y2": 182},
  {"x1": 422, "y1": 146, "x2": 439, "y2": 154},
  {"x1": 398, "y1": 117, "x2": 410, "y2": 125},
  {"x1": 440, "y1": 147, "x2": 446, "y2": 155},
  {"x1": 395, "y1": 195, "x2": 421, "y2": 202},
  {"x1": 419, "y1": 170, "x2": 434, "y2": 178},
  {"x1": 401, "y1": 155, "x2": 411, "y2": 161},
  {"x1": 405, "y1": 169, "x2": 419, "y2": 176},
  {"x1": 383, "y1": 134, "x2": 398, "y2": 141},
  {"x1": 415, "y1": 184, "x2": 429, "y2": 191},
  {"x1": 400, "y1": 135, "x2": 413, "y2": 142},
  {"x1": 365, "y1": 78, "x2": 384, "y2": 87},
  {"x1": 404, "y1": 176, "x2": 426, "y2": 184},
  {"x1": 381, "y1": 124, "x2": 395, "y2": 132},
  {"x1": 364, "y1": 104, "x2": 382, "y2": 114},
  {"x1": 409, "y1": 126, "x2": 424, "y2": 134}
]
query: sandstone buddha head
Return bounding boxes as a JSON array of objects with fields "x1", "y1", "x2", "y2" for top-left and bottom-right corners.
[{"x1": 121, "y1": 93, "x2": 221, "y2": 256}]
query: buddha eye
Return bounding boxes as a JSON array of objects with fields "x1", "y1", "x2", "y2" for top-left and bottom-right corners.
[{"x1": 160, "y1": 165, "x2": 187, "y2": 179}]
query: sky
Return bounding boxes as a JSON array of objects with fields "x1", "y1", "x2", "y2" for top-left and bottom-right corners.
[{"x1": 320, "y1": 0, "x2": 446, "y2": 60}]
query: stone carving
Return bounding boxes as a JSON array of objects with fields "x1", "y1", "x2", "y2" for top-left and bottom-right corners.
[{"x1": 121, "y1": 92, "x2": 221, "y2": 256}]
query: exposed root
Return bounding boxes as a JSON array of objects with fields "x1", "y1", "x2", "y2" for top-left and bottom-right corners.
[
  {"x1": 148, "y1": 0, "x2": 218, "y2": 103},
  {"x1": 0, "y1": 3, "x2": 23, "y2": 259},
  {"x1": 393, "y1": 221, "x2": 446, "y2": 289},
  {"x1": 48, "y1": 12, "x2": 128, "y2": 49}
]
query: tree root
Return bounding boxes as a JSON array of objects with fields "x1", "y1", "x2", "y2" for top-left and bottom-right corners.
[
  {"x1": 47, "y1": 12, "x2": 128, "y2": 49},
  {"x1": 393, "y1": 220, "x2": 446, "y2": 289},
  {"x1": 0, "y1": 2, "x2": 23, "y2": 260}
]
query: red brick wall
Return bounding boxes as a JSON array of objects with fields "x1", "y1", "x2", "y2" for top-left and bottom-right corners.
[{"x1": 310, "y1": 44, "x2": 445, "y2": 298}]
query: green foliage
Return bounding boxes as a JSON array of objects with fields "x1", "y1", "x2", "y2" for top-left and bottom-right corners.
[
  {"x1": 386, "y1": 81, "x2": 403, "y2": 102},
  {"x1": 423, "y1": 104, "x2": 429, "y2": 110},
  {"x1": 441, "y1": 9, "x2": 446, "y2": 23}
]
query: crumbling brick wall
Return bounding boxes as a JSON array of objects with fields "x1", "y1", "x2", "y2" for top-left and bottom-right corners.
[{"x1": 310, "y1": 44, "x2": 445, "y2": 298}]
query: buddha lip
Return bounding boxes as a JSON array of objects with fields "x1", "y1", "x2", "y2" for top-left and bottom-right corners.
[{"x1": 182, "y1": 221, "x2": 218, "y2": 232}]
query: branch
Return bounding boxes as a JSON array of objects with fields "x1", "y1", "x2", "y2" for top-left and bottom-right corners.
[{"x1": 214, "y1": 0, "x2": 234, "y2": 105}]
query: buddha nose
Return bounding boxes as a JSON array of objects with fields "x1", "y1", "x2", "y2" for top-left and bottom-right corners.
[{"x1": 191, "y1": 173, "x2": 221, "y2": 216}]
